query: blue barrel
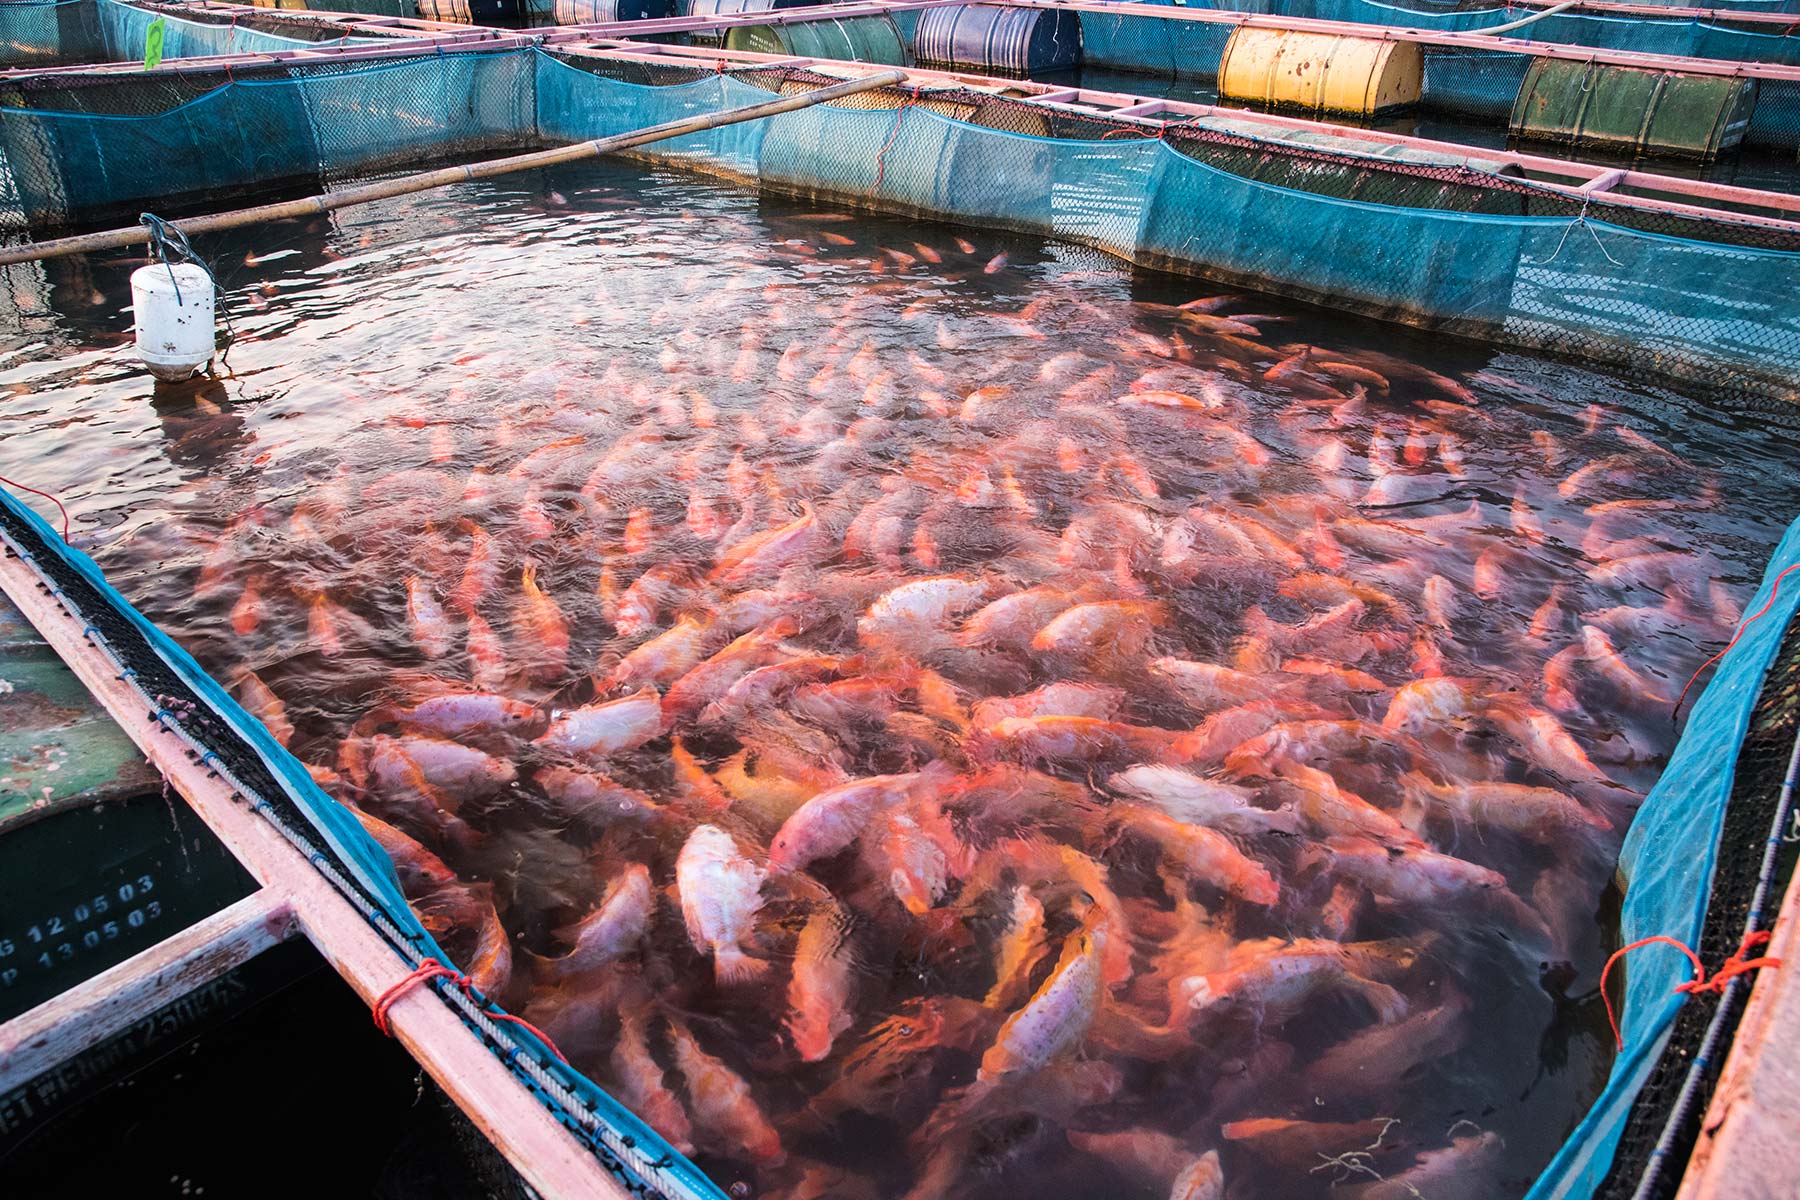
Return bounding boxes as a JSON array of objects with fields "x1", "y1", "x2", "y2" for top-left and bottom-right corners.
[
  {"x1": 914, "y1": 3, "x2": 1081, "y2": 75},
  {"x1": 553, "y1": 0, "x2": 678, "y2": 21}
]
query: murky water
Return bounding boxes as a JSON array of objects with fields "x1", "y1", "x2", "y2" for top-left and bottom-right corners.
[{"x1": 3, "y1": 158, "x2": 1799, "y2": 1200}]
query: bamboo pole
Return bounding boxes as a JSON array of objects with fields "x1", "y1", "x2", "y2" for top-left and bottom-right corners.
[{"x1": 0, "y1": 68, "x2": 906, "y2": 267}]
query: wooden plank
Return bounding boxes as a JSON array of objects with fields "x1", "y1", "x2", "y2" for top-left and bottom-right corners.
[
  {"x1": 0, "y1": 889, "x2": 295, "y2": 1092},
  {"x1": 1673, "y1": 862, "x2": 1800, "y2": 1200},
  {"x1": 0, "y1": 546, "x2": 637, "y2": 1200}
]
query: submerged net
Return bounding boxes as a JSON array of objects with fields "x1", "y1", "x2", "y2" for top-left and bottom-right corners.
[{"x1": 1589, "y1": 606, "x2": 1800, "y2": 1198}]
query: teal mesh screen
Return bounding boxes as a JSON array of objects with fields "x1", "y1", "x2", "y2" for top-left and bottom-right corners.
[
  {"x1": 537, "y1": 57, "x2": 770, "y2": 178},
  {"x1": 1072, "y1": 8, "x2": 1233, "y2": 81},
  {"x1": 0, "y1": 0, "x2": 103, "y2": 66},
  {"x1": 0, "y1": 49, "x2": 537, "y2": 225},
  {"x1": 97, "y1": 0, "x2": 382, "y2": 62},
  {"x1": 1418, "y1": 47, "x2": 1532, "y2": 121}
]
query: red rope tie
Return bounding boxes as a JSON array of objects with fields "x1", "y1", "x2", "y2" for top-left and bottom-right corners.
[
  {"x1": 0, "y1": 474, "x2": 71, "y2": 542},
  {"x1": 1674, "y1": 562, "x2": 1800, "y2": 724},
  {"x1": 1599, "y1": 931, "x2": 1783, "y2": 1052},
  {"x1": 372, "y1": 957, "x2": 465, "y2": 1036},
  {"x1": 371, "y1": 956, "x2": 569, "y2": 1064}
]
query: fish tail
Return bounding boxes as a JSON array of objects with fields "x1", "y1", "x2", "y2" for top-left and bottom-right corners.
[{"x1": 715, "y1": 945, "x2": 770, "y2": 986}]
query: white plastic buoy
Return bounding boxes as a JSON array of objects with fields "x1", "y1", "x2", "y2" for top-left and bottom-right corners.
[{"x1": 131, "y1": 262, "x2": 214, "y2": 381}]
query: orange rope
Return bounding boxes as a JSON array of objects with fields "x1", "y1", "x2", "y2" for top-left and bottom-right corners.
[
  {"x1": 1599, "y1": 931, "x2": 1782, "y2": 1051},
  {"x1": 372, "y1": 956, "x2": 569, "y2": 1064}
]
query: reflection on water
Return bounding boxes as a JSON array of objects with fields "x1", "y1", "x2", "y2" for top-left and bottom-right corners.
[{"x1": 2, "y1": 158, "x2": 1798, "y2": 1200}]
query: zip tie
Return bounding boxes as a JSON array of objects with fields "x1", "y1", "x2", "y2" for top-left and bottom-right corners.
[
  {"x1": 373, "y1": 957, "x2": 569, "y2": 1064},
  {"x1": 1599, "y1": 931, "x2": 1782, "y2": 1052}
]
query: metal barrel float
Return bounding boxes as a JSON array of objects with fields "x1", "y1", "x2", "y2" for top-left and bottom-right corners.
[
  {"x1": 913, "y1": 2, "x2": 1082, "y2": 76},
  {"x1": 1217, "y1": 27, "x2": 1424, "y2": 116},
  {"x1": 552, "y1": 0, "x2": 678, "y2": 22},
  {"x1": 725, "y1": 13, "x2": 908, "y2": 65},
  {"x1": 683, "y1": 0, "x2": 810, "y2": 15},
  {"x1": 1509, "y1": 59, "x2": 1761, "y2": 159}
]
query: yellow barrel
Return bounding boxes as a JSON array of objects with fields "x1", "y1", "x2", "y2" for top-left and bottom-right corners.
[{"x1": 1217, "y1": 28, "x2": 1423, "y2": 117}]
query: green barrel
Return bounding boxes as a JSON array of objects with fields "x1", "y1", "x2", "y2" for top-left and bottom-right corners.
[
  {"x1": 1509, "y1": 59, "x2": 1759, "y2": 160},
  {"x1": 0, "y1": 595, "x2": 251, "y2": 1023},
  {"x1": 724, "y1": 14, "x2": 909, "y2": 66}
]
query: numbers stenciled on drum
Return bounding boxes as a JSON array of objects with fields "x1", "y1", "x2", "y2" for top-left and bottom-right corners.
[{"x1": 1, "y1": 872, "x2": 166, "y2": 987}]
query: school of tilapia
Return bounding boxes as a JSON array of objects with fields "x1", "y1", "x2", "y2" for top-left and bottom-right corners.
[{"x1": 178, "y1": 219, "x2": 1753, "y2": 1200}]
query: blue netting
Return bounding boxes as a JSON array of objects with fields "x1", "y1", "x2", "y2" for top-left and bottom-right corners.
[
  {"x1": 0, "y1": 49, "x2": 537, "y2": 225},
  {"x1": 0, "y1": 483, "x2": 730, "y2": 1200},
  {"x1": 5, "y1": 45, "x2": 1799, "y2": 400},
  {"x1": 1069, "y1": 7, "x2": 1233, "y2": 80},
  {"x1": 96, "y1": 0, "x2": 382, "y2": 62},
  {"x1": 0, "y1": 0, "x2": 103, "y2": 65},
  {"x1": 537, "y1": 57, "x2": 770, "y2": 177},
  {"x1": 1419, "y1": 47, "x2": 1534, "y2": 121},
  {"x1": 1527, "y1": 515, "x2": 1800, "y2": 1198}
]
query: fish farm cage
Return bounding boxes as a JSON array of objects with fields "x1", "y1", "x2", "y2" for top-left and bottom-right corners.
[
  {"x1": 530, "y1": 0, "x2": 1800, "y2": 172},
  {"x1": 2, "y1": 26, "x2": 1798, "y2": 396},
  {"x1": 2, "y1": 1, "x2": 1800, "y2": 1199},
  {"x1": 0, "y1": 0, "x2": 503, "y2": 66}
]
